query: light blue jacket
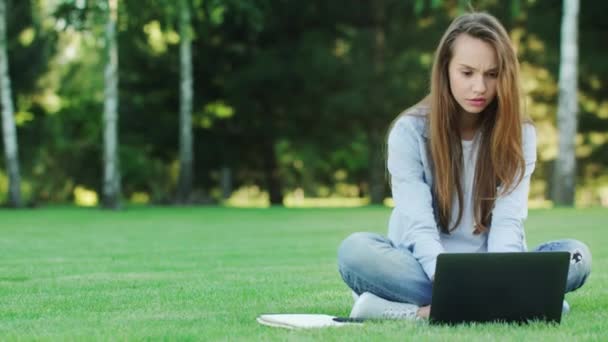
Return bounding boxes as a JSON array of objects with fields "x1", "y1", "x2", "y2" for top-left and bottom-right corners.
[{"x1": 386, "y1": 108, "x2": 537, "y2": 280}]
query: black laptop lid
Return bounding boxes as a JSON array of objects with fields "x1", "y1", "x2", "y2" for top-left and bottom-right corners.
[{"x1": 430, "y1": 252, "x2": 570, "y2": 324}]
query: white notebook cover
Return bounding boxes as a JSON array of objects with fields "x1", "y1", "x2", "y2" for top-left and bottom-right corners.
[{"x1": 256, "y1": 314, "x2": 363, "y2": 329}]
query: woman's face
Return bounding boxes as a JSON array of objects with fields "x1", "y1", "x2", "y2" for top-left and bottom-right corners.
[{"x1": 448, "y1": 34, "x2": 498, "y2": 115}]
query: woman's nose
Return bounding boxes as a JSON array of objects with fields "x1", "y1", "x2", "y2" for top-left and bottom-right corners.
[{"x1": 472, "y1": 76, "x2": 487, "y2": 94}]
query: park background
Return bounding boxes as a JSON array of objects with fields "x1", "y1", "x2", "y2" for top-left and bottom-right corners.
[
  {"x1": 0, "y1": 0, "x2": 607, "y2": 340},
  {"x1": 0, "y1": 0, "x2": 606, "y2": 209}
]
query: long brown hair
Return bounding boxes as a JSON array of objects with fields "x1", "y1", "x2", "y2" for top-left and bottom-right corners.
[{"x1": 391, "y1": 12, "x2": 528, "y2": 234}]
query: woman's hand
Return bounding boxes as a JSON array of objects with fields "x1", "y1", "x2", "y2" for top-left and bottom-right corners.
[{"x1": 417, "y1": 305, "x2": 431, "y2": 319}]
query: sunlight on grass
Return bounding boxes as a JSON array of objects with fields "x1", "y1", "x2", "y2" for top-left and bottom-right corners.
[
  {"x1": 224, "y1": 185, "x2": 270, "y2": 208},
  {"x1": 284, "y1": 196, "x2": 370, "y2": 208},
  {"x1": 223, "y1": 188, "x2": 557, "y2": 209},
  {"x1": 384, "y1": 197, "x2": 395, "y2": 207},
  {"x1": 129, "y1": 192, "x2": 151, "y2": 204},
  {"x1": 528, "y1": 198, "x2": 553, "y2": 209},
  {"x1": 224, "y1": 185, "x2": 372, "y2": 208},
  {"x1": 0, "y1": 171, "x2": 6, "y2": 203},
  {"x1": 73, "y1": 185, "x2": 98, "y2": 207}
]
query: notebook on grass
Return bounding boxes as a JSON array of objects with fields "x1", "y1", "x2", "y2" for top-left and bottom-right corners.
[{"x1": 256, "y1": 314, "x2": 363, "y2": 329}]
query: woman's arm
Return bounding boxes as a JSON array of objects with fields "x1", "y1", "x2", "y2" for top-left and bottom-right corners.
[
  {"x1": 388, "y1": 117, "x2": 444, "y2": 280},
  {"x1": 488, "y1": 124, "x2": 537, "y2": 252}
]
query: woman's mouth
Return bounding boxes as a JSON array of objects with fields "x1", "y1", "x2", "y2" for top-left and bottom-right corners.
[{"x1": 466, "y1": 98, "x2": 486, "y2": 107}]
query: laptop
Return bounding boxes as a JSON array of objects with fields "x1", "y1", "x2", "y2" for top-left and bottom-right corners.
[{"x1": 429, "y1": 251, "x2": 570, "y2": 324}]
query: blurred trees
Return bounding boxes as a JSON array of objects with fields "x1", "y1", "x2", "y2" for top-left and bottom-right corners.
[{"x1": 0, "y1": 0, "x2": 607, "y2": 208}]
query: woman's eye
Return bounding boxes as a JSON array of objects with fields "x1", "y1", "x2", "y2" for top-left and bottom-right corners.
[
  {"x1": 487, "y1": 72, "x2": 498, "y2": 78},
  {"x1": 462, "y1": 71, "x2": 473, "y2": 77}
]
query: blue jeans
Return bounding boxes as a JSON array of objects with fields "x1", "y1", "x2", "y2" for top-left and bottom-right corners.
[{"x1": 337, "y1": 232, "x2": 592, "y2": 306}]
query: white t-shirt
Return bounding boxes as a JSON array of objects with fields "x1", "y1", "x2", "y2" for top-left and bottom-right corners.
[{"x1": 439, "y1": 133, "x2": 488, "y2": 253}]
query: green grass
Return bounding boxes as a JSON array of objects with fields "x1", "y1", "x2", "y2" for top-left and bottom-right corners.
[{"x1": 0, "y1": 206, "x2": 606, "y2": 340}]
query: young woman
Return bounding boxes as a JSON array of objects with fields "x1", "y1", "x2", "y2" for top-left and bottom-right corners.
[{"x1": 337, "y1": 12, "x2": 591, "y2": 320}]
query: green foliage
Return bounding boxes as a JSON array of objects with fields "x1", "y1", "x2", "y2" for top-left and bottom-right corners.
[{"x1": 1, "y1": 0, "x2": 607, "y2": 206}]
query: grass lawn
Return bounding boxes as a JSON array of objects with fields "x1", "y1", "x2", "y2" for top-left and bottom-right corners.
[{"x1": 0, "y1": 206, "x2": 606, "y2": 340}]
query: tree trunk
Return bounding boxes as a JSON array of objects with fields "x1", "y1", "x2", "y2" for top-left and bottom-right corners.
[
  {"x1": 102, "y1": 0, "x2": 121, "y2": 209},
  {"x1": 262, "y1": 136, "x2": 282, "y2": 205},
  {"x1": 369, "y1": 0, "x2": 386, "y2": 205},
  {"x1": 176, "y1": 0, "x2": 194, "y2": 204},
  {"x1": 220, "y1": 166, "x2": 232, "y2": 200},
  {"x1": 552, "y1": 0, "x2": 579, "y2": 206},
  {"x1": 0, "y1": 0, "x2": 22, "y2": 208}
]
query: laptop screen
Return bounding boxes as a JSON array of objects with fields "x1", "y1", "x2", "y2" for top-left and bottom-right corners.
[{"x1": 430, "y1": 252, "x2": 569, "y2": 324}]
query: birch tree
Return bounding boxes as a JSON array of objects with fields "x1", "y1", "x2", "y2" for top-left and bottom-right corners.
[
  {"x1": 176, "y1": 0, "x2": 193, "y2": 203},
  {"x1": 552, "y1": 0, "x2": 579, "y2": 206},
  {"x1": 102, "y1": 0, "x2": 121, "y2": 209},
  {"x1": 0, "y1": 0, "x2": 22, "y2": 208},
  {"x1": 369, "y1": 0, "x2": 387, "y2": 205}
]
